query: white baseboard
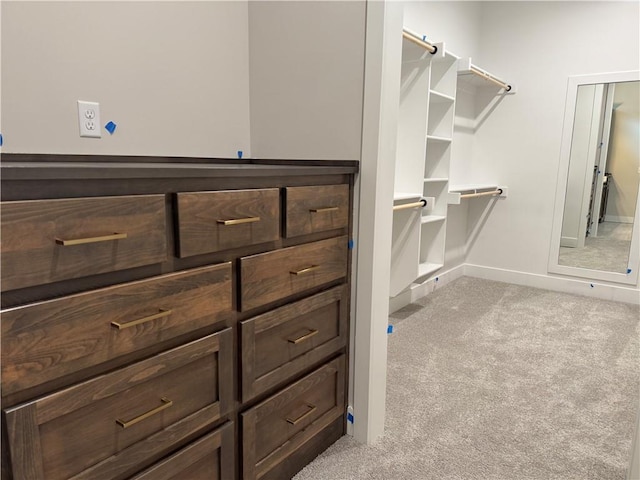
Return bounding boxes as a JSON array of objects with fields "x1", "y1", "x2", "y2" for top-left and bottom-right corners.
[
  {"x1": 389, "y1": 264, "x2": 465, "y2": 313},
  {"x1": 464, "y1": 264, "x2": 640, "y2": 305},
  {"x1": 604, "y1": 215, "x2": 634, "y2": 224},
  {"x1": 560, "y1": 236, "x2": 578, "y2": 248}
]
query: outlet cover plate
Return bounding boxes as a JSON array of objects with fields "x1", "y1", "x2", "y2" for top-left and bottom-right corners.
[{"x1": 77, "y1": 100, "x2": 101, "y2": 138}]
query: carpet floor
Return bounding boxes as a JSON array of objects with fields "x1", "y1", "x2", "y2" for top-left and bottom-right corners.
[{"x1": 293, "y1": 277, "x2": 640, "y2": 480}]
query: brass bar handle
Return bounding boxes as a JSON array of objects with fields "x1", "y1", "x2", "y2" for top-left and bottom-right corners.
[
  {"x1": 309, "y1": 207, "x2": 339, "y2": 213},
  {"x1": 116, "y1": 397, "x2": 173, "y2": 429},
  {"x1": 287, "y1": 329, "x2": 319, "y2": 345},
  {"x1": 55, "y1": 232, "x2": 127, "y2": 246},
  {"x1": 216, "y1": 217, "x2": 261, "y2": 226},
  {"x1": 111, "y1": 309, "x2": 172, "y2": 330},
  {"x1": 286, "y1": 404, "x2": 317, "y2": 426},
  {"x1": 290, "y1": 265, "x2": 320, "y2": 275}
]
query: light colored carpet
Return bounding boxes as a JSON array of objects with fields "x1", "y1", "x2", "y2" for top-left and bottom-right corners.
[
  {"x1": 559, "y1": 222, "x2": 633, "y2": 273},
  {"x1": 294, "y1": 277, "x2": 640, "y2": 480}
]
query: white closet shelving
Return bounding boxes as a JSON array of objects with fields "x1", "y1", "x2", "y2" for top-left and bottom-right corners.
[
  {"x1": 448, "y1": 58, "x2": 514, "y2": 203},
  {"x1": 390, "y1": 28, "x2": 459, "y2": 297},
  {"x1": 457, "y1": 58, "x2": 515, "y2": 94},
  {"x1": 448, "y1": 185, "x2": 508, "y2": 204}
]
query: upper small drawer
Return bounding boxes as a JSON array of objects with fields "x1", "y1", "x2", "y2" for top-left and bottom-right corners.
[
  {"x1": 284, "y1": 184, "x2": 349, "y2": 238},
  {"x1": 176, "y1": 189, "x2": 280, "y2": 258},
  {"x1": 239, "y1": 236, "x2": 348, "y2": 312},
  {"x1": 2, "y1": 263, "x2": 232, "y2": 397},
  {"x1": 1, "y1": 195, "x2": 167, "y2": 291}
]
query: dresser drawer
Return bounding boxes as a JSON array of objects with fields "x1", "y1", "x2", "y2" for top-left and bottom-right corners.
[
  {"x1": 1, "y1": 263, "x2": 232, "y2": 397},
  {"x1": 131, "y1": 422, "x2": 234, "y2": 480},
  {"x1": 240, "y1": 286, "x2": 348, "y2": 402},
  {"x1": 1, "y1": 195, "x2": 167, "y2": 292},
  {"x1": 242, "y1": 355, "x2": 346, "y2": 480},
  {"x1": 176, "y1": 188, "x2": 280, "y2": 257},
  {"x1": 284, "y1": 184, "x2": 349, "y2": 238},
  {"x1": 239, "y1": 235, "x2": 348, "y2": 311},
  {"x1": 4, "y1": 331, "x2": 233, "y2": 480}
]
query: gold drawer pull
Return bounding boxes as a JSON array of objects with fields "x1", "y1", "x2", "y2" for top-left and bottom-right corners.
[
  {"x1": 55, "y1": 232, "x2": 127, "y2": 246},
  {"x1": 310, "y1": 207, "x2": 339, "y2": 213},
  {"x1": 290, "y1": 265, "x2": 320, "y2": 275},
  {"x1": 111, "y1": 309, "x2": 172, "y2": 330},
  {"x1": 116, "y1": 397, "x2": 173, "y2": 429},
  {"x1": 286, "y1": 403, "x2": 317, "y2": 426},
  {"x1": 288, "y1": 329, "x2": 319, "y2": 344},
  {"x1": 217, "y1": 217, "x2": 261, "y2": 226}
]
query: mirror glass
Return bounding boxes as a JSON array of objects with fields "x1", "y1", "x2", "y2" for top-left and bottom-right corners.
[
  {"x1": 549, "y1": 71, "x2": 639, "y2": 285},
  {"x1": 557, "y1": 80, "x2": 639, "y2": 273}
]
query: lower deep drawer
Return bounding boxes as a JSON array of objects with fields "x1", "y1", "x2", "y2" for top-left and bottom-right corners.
[
  {"x1": 2, "y1": 263, "x2": 232, "y2": 398},
  {"x1": 241, "y1": 355, "x2": 346, "y2": 480},
  {"x1": 131, "y1": 422, "x2": 235, "y2": 480},
  {"x1": 3, "y1": 331, "x2": 233, "y2": 480},
  {"x1": 240, "y1": 286, "x2": 348, "y2": 402}
]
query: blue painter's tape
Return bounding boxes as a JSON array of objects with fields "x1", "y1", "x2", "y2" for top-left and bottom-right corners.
[
  {"x1": 0, "y1": 133, "x2": 3, "y2": 147},
  {"x1": 627, "y1": 268, "x2": 632, "y2": 274},
  {"x1": 347, "y1": 412, "x2": 354, "y2": 424},
  {"x1": 348, "y1": 239, "x2": 354, "y2": 250},
  {"x1": 387, "y1": 325, "x2": 393, "y2": 334},
  {"x1": 104, "y1": 121, "x2": 117, "y2": 134},
  {"x1": 237, "y1": 150, "x2": 243, "y2": 159}
]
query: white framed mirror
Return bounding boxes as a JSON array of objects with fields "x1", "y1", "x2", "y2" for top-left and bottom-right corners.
[{"x1": 549, "y1": 71, "x2": 640, "y2": 285}]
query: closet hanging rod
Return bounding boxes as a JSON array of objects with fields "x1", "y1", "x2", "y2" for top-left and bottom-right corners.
[
  {"x1": 393, "y1": 199, "x2": 427, "y2": 211},
  {"x1": 402, "y1": 30, "x2": 437, "y2": 54},
  {"x1": 459, "y1": 188, "x2": 503, "y2": 199},
  {"x1": 469, "y1": 66, "x2": 511, "y2": 91}
]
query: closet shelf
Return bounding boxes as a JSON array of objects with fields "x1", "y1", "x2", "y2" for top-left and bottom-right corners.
[
  {"x1": 402, "y1": 28, "x2": 438, "y2": 55},
  {"x1": 424, "y1": 177, "x2": 448, "y2": 183},
  {"x1": 457, "y1": 58, "x2": 516, "y2": 94},
  {"x1": 448, "y1": 184, "x2": 508, "y2": 204},
  {"x1": 426, "y1": 135, "x2": 452, "y2": 143},
  {"x1": 429, "y1": 90, "x2": 455, "y2": 104},
  {"x1": 394, "y1": 192, "x2": 423, "y2": 202},
  {"x1": 421, "y1": 215, "x2": 446, "y2": 225}
]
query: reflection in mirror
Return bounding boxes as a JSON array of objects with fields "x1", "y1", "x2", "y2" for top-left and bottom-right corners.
[{"x1": 558, "y1": 80, "x2": 639, "y2": 273}]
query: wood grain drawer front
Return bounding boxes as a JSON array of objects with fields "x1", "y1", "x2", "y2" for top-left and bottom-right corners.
[
  {"x1": 240, "y1": 235, "x2": 348, "y2": 311},
  {"x1": 0, "y1": 195, "x2": 167, "y2": 292},
  {"x1": 4, "y1": 331, "x2": 233, "y2": 480},
  {"x1": 240, "y1": 286, "x2": 348, "y2": 402},
  {"x1": 285, "y1": 184, "x2": 349, "y2": 238},
  {"x1": 131, "y1": 422, "x2": 234, "y2": 480},
  {"x1": 1, "y1": 263, "x2": 232, "y2": 397},
  {"x1": 176, "y1": 188, "x2": 280, "y2": 258},
  {"x1": 242, "y1": 355, "x2": 345, "y2": 480}
]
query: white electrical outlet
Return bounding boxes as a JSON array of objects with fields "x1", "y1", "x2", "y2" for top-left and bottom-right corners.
[{"x1": 77, "y1": 101, "x2": 101, "y2": 138}]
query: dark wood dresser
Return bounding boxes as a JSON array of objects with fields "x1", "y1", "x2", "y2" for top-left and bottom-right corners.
[{"x1": 0, "y1": 156, "x2": 357, "y2": 480}]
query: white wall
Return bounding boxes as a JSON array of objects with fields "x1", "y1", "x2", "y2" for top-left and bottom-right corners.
[
  {"x1": 402, "y1": 1, "x2": 482, "y2": 60},
  {"x1": 464, "y1": 1, "x2": 639, "y2": 288},
  {"x1": 248, "y1": 1, "x2": 365, "y2": 161},
  {"x1": 2, "y1": 1, "x2": 366, "y2": 161},
  {"x1": 1, "y1": 1, "x2": 251, "y2": 158}
]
